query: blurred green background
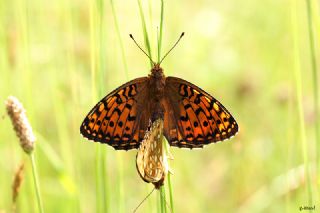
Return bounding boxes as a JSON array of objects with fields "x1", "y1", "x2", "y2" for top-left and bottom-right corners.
[{"x1": 1, "y1": 0, "x2": 319, "y2": 212}]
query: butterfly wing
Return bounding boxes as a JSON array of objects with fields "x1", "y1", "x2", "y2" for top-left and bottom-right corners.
[
  {"x1": 164, "y1": 77, "x2": 238, "y2": 148},
  {"x1": 80, "y1": 77, "x2": 151, "y2": 150}
]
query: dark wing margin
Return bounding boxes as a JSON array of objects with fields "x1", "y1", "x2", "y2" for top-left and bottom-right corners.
[
  {"x1": 164, "y1": 76, "x2": 238, "y2": 149},
  {"x1": 80, "y1": 77, "x2": 150, "y2": 150}
]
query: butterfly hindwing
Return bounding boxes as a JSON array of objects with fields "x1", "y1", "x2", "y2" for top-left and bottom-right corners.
[
  {"x1": 164, "y1": 77, "x2": 238, "y2": 148},
  {"x1": 80, "y1": 77, "x2": 150, "y2": 150}
]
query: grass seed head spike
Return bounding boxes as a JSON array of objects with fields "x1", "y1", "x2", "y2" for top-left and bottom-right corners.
[{"x1": 5, "y1": 96, "x2": 36, "y2": 154}]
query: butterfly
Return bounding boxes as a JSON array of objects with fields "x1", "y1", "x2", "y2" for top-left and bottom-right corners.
[{"x1": 80, "y1": 32, "x2": 238, "y2": 187}]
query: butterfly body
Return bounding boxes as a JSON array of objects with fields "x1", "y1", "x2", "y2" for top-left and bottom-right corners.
[{"x1": 147, "y1": 64, "x2": 166, "y2": 122}]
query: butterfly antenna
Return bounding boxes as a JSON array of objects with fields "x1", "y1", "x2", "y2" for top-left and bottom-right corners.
[
  {"x1": 159, "y1": 32, "x2": 185, "y2": 64},
  {"x1": 133, "y1": 187, "x2": 156, "y2": 213},
  {"x1": 129, "y1": 34, "x2": 156, "y2": 65}
]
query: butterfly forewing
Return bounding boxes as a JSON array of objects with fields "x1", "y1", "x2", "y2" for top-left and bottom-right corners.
[
  {"x1": 80, "y1": 77, "x2": 150, "y2": 150},
  {"x1": 164, "y1": 77, "x2": 238, "y2": 148}
]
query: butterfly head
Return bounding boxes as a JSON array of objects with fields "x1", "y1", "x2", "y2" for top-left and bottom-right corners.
[
  {"x1": 150, "y1": 63, "x2": 165, "y2": 82},
  {"x1": 151, "y1": 63, "x2": 163, "y2": 74}
]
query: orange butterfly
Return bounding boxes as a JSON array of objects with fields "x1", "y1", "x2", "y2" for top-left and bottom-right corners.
[{"x1": 80, "y1": 33, "x2": 238, "y2": 188}]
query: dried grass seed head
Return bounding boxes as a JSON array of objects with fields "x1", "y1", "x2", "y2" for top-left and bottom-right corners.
[{"x1": 5, "y1": 96, "x2": 35, "y2": 154}]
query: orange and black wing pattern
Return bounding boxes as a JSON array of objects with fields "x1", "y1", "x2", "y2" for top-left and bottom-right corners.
[
  {"x1": 80, "y1": 77, "x2": 150, "y2": 150},
  {"x1": 164, "y1": 77, "x2": 238, "y2": 148}
]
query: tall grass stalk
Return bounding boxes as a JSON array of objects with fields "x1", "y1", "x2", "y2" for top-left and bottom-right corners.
[
  {"x1": 97, "y1": 0, "x2": 110, "y2": 212},
  {"x1": 89, "y1": 1, "x2": 108, "y2": 212},
  {"x1": 109, "y1": 0, "x2": 128, "y2": 210},
  {"x1": 110, "y1": 0, "x2": 129, "y2": 78},
  {"x1": 136, "y1": 1, "x2": 155, "y2": 211},
  {"x1": 148, "y1": 0, "x2": 153, "y2": 40},
  {"x1": 160, "y1": 186, "x2": 167, "y2": 213},
  {"x1": 157, "y1": 0, "x2": 164, "y2": 63},
  {"x1": 30, "y1": 153, "x2": 44, "y2": 213},
  {"x1": 285, "y1": 78, "x2": 295, "y2": 211},
  {"x1": 16, "y1": 0, "x2": 41, "y2": 211},
  {"x1": 57, "y1": 0, "x2": 77, "y2": 184},
  {"x1": 136, "y1": 1, "x2": 172, "y2": 212},
  {"x1": 17, "y1": 0, "x2": 33, "y2": 115},
  {"x1": 163, "y1": 138, "x2": 174, "y2": 212},
  {"x1": 313, "y1": 1, "x2": 320, "y2": 44},
  {"x1": 305, "y1": 0, "x2": 320, "y2": 189},
  {"x1": 158, "y1": 1, "x2": 174, "y2": 211},
  {"x1": 97, "y1": 0, "x2": 107, "y2": 99},
  {"x1": 291, "y1": 0, "x2": 313, "y2": 205},
  {"x1": 137, "y1": 0, "x2": 153, "y2": 67},
  {"x1": 167, "y1": 172, "x2": 174, "y2": 212},
  {"x1": 89, "y1": 0, "x2": 97, "y2": 103},
  {"x1": 56, "y1": 1, "x2": 81, "y2": 210}
]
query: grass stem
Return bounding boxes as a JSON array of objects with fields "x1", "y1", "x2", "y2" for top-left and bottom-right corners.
[
  {"x1": 30, "y1": 153, "x2": 44, "y2": 213},
  {"x1": 110, "y1": 0, "x2": 129, "y2": 79},
  {"x1": 97, "y1": 0, "x2": 109, "y2": 211},
  {"x1": 291, "y1": 0, "x2": 313, "y2": 204},
  {"x1": 158, "y1": 1, "x2": 174, "y2": 211},
  {"x1": 89, "y1": 0, "x2": 97, "y2": 103},
  {"x1": 109, "y1": 1, "x2": 128, "y2": 210},
  {"x1": 90, "y1": 1, "x2": 108, "y2": 212},
  {"x1": 163, "y1": 138, "x2": 174, "y2": 212},
  {"x1": 137, "y1": 0, "x2": 153, "y2": 67},
  {"x1": 160, "y1": 186, "x2": 166, "y2": 213},
  {"x1": 157, "y1": 0, "x2": 164, "y2": 63},
  {"x1": 305, "y1": 0, "x2": 320, "y2": 188},
  {"x1": 167, "y1": 173, "x2": 174, "y2": 213}
]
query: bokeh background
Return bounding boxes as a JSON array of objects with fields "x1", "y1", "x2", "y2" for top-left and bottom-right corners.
[{"x1": 1, "y1": 0, "x2": 319, "y2": 212}]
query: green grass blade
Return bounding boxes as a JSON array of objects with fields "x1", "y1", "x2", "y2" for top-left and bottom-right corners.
[
  {"x1": 89, "y1": 0, "x2": 97, "y2": 103},
  {"x1": 109, "y1": 1, "x2": 129, "y2": 210},
  {"x1": 291, "y1": 0, "x2": 313, "y2": 205},
  {"x1": 163, "y1": 138, "x2": 174, "y2": 212},
  {"x1": 160, "y1": 186, "x2": 166, "y2": 213},
  {"x1": 305, "y1": 0, "x2": 320, "y2": 190},
  {"x1": 110, "y1": 0, "x2": 129, "y2": 79},
  {"x1": 97, "y1": 0, "x2": 109, "y2": 212},
  {"x1": 30, "y1": 153, "x2": 44, "y2": 213},
  {"x1": 137, "y1": 0, "x2": 153, "y2": 67},
  {"x1": 90, "y1": 1, "x2": 109, "y2": 212},
  {"x1": 157, "y1": 0, "x2": 164, "y2": 63},
  {"x1": 167, "y1": 173, "x2": 174, "y2": 213}
]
